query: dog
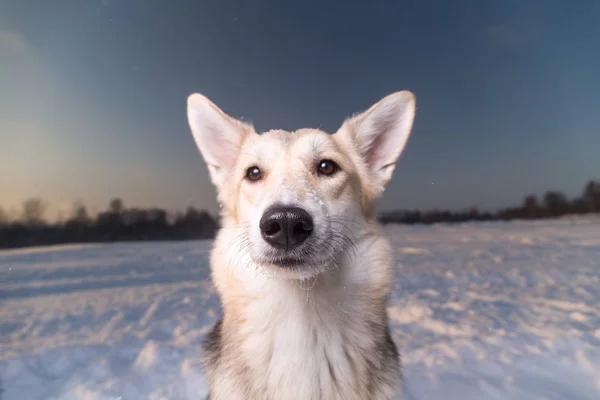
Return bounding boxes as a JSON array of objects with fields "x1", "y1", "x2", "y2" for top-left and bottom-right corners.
[{"x1": 186, "y1": 89, "x2": 416, "y2": 400}]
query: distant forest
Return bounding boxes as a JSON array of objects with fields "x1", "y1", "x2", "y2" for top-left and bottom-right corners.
[{"x1": 1, "y1": 180, "x2": 599, "y2": 250}]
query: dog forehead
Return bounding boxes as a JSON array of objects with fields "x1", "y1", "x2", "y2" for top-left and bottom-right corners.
[
  {"x1": 292, "y1": 128, "x2": 336, "y2": 152},
  {"x1": 242, "y1": 128, "x2": 335, "y2": 160}
]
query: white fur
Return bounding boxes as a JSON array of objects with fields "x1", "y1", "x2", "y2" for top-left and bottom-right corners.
[
  {"x1": 338, "y1": 91, "x2": 416, "y2": 196},
  {"x1": 187, "y1": 93, "x2": 250, "y2": 194},
  {"x1": 186, "y1": 90, "x2": 417, "y2": 400}
]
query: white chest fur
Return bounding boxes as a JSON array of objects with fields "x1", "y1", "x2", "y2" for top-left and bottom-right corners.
[
  {"x1": 227, "y1": 278, "x2": 400, "y2": 400},
  {"x1": 207, "y1": 234, "x2": 402, "y2": 400}
]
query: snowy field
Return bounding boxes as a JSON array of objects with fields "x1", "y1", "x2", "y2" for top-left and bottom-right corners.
[{"x1": 1, "y1": 217, "x2": 599, "y2": 400}]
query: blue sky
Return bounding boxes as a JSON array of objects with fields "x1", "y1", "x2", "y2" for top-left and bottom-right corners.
[{"x1": 1, "y1": 0, "x2": 599, "y2": 219}]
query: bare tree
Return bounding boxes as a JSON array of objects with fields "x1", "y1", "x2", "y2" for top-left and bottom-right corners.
[
  {"x1": 71, "y1": 200, "x2": 90, "y2": 223},
  {"x1": 584, "y1": 180, "x2": 600, "y2": 211},
  {"x1": 109, "y1": 198, "x2": 124, "y2": 214},
  {"x1": 0, "y1": 205, "x2": 7, "y2": 225},
  {"x1": 543, "y1": 191, "x2": 569, "y2": 217},
  {"x1": 22, "y1": 197, "x2": 47, "y2": 226},
  {"x1": 523, "y1": 195, "x2": 539, "y2": 218}
]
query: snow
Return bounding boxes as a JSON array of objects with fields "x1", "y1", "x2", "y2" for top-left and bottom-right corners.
[{"x1": 1, "y1": 217, "x2": 599, "y2": 399}]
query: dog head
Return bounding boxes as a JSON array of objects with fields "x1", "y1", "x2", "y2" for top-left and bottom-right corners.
[{"x1": 187, "y1": 91, "x2": 416, "y2": 280}]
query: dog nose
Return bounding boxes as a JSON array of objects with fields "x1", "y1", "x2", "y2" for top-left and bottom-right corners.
[{"x1": 259, "y1": 206, "x2": 314, "y2": 249}]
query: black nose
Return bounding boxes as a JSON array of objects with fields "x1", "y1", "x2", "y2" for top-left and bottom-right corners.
[{"x1": 259, "y1": 206, "x2": 314, "y2": 249}]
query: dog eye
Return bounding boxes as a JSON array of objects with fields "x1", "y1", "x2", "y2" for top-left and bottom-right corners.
[
  {"x1": 317, "y1": 160, "x2": 339, "y2": 176},
  {"x1": 246, "y1": 166, "x2": 263, "y2": 182}
]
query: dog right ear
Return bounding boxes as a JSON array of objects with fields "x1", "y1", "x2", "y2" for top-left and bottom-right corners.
[
  {"x1": 187, "y1": 93, "x2": 250, "y2": 189},
  {"x1": 335, "y1": 91, "x2": 416, "y2": 198}
]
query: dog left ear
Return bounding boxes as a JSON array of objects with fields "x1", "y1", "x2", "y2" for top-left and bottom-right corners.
[
  {"x1": 187, "y1": 93, "x2": 251, "y2": 190},
  {"x1": 337, "y1": 91, "x2": 416, "y2": 194}
]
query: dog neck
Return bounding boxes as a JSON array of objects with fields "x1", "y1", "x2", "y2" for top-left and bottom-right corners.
[{"x1": 207, "y1": 232, "x2": 401, "y2": 399}]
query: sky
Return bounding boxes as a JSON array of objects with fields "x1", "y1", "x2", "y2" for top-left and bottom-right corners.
[{"x1": 1, "y1": 0, "x2": 599, "y2": 220}]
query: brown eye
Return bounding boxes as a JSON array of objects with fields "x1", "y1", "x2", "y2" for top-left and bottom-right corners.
[
  {"x1": 317, "y1": 159, "x2": 339, "y2": 176},
  {"x1": 246, "y1": 166, "x2": 262, "y2": 182}
]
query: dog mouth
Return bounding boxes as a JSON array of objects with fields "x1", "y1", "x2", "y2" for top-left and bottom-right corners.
[
  {"x1": 257, "y1": 246, "x2": 319, "y2": 270},
  {"x1": 257, "y1": 228, "x2": 345, "y2": 271},
  {"x1": 269, "y1": 256, "x2": 305, "y2": 268},
  {"x1": 255, "y1": 238, "x2": 345, "y2": 278}
]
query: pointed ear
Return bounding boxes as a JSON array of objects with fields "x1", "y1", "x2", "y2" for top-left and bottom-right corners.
[
  {"x1": 187, "y1": 93, "x2": 251, "y2": 189},
  {"x1": 337, "y1": 90, "x2": 416, "y2": 196}
]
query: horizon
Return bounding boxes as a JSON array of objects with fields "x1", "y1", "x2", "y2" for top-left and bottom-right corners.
[
  {"x1": 2, "y1": 0, "x2": 600, "y2": 220},
  {"x1": 1, "y1": 177, "x2": 597, "y2": 224}
]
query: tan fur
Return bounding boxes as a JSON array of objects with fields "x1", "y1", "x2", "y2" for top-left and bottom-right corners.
[{"x1": 186, "y1": 90, "x2": 416, "y2": 400}]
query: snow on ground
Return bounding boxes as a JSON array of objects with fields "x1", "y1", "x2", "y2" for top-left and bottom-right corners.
[{"x1": 1, "y1": 217, "x2": 599, "y2": 399}]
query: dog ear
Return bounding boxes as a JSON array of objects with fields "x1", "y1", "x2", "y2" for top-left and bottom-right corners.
[
  {"x1": 337, "y1": 90, "x2": 416, "y2": 196},
  {"x1": 187, "y1": 93, "x2": 251, "y2": 189}
]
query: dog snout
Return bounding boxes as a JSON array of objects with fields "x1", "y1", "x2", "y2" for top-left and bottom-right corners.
[{"x1": 259, "y1": 206, "x2": 314, "y2": 250}]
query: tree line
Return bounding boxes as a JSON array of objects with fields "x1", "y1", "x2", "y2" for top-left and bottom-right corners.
[
  {"x1": 0, "y1": 180, "x2": 598, "y2": 249},
  {"x1": 0, "y1": 198, "x2": 218, "y2": 249},
  {"x1": 379, "y1": 180, "x2": 600, "y2": 225}
]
